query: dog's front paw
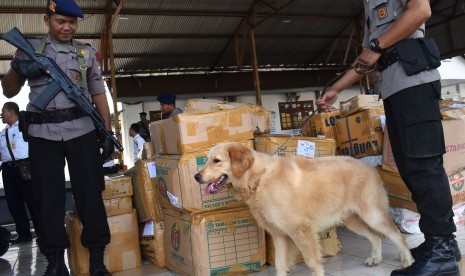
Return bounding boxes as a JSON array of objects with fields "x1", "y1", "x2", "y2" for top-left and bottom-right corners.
[
  {"x1": 365, "y1": 256, "x2": 381, "y2": 266},
  {"x1": 400, "y1": 252, "x2": 414, "y2": 268}
]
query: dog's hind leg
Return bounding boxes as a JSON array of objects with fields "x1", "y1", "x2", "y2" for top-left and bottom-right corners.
[
  {"x1": 344, "y1": 214, "x2": 383, "y2": 266},
  {"x1": 288, "y1": 225, "x2": 324, "y2": 276},
  {"x1": 358, "y1": 208, "x2": 414, "y2": 268},
  {"x1": 272, "y1": 233, "x2": 290, "y2": 276}
]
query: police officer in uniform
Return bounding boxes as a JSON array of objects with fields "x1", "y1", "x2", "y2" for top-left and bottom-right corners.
[
  {"x1": 1, "y1": 102, "x2": 39, "y2": 245},
  {"x1": 1, "y1": 1, "x2": 112, "y2": 275},
  {"x1": 316, "y1": 0, "x2": 460, "y2": 275},
  {"x1": 157, "y1": 93, "x2": 183, "y2": 119},
  {"x1": 136, "y1": 111, "x2": 150, "y2": 141}
]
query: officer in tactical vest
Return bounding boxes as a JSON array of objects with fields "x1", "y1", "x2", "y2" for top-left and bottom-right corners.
[
  {"x1": 317, "y1": 0, "x2": 460, "y2": 275},
  {"x1": 1, "y1": 0, "x2": 112, "y2": 275}
]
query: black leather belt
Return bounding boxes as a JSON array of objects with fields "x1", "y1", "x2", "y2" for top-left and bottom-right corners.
[
  {"x1": 377, "y1": 48, "x2": 400, "y2": 72},
  {"x1": 28, "y1": 107, "x2": 88, "y2": 124},
  {"x1": 2, "y1": 158, "x2": 28, "y2": 167}
]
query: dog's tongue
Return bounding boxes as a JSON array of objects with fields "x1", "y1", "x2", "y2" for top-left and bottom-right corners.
[
  {"x1": 204, "y1": 183, "x2": 214, "y2": 195},
  {"x1": 204, "y1": 177, "x2": 223, "y2": 195}
]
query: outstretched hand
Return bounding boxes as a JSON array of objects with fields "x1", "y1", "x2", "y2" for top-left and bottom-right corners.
[{"x1": 316, "y1": 89, "x2": 339, "y2": 113}]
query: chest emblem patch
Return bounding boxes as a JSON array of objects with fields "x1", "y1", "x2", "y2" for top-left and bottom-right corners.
[
  {"x1": 81, "y1": 49, "x2": 87, "y2": 56},
  {"x1": 377, "y1": 6, "x2": 388, "y2": 20},
  {"x1": 74, "y1": 74, "x2": 81, "y2": 81}
]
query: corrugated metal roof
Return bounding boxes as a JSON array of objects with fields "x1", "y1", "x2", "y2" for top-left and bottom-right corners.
[{"x1": 0, "y1": 0, "x2": 463, "y2": 77}]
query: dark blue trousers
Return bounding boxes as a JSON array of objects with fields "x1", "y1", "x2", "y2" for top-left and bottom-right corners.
[
  {"x1": 1, "y1": 162, "x2": 38, "y2": 238},
  {"x1": 384, "y1": 80, "x2": 456, "y2": 236},
  {"x1": 28, "y1": 130, "x2": 110, "y2": 254}
]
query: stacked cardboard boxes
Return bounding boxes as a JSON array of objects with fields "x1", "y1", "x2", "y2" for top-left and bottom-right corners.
[
  {"x1": 301, "y1": 109, "x2": 341, "y2": 139},
  {"x1": 125, "y1": 160, "x2": 166, "y2": 267},
  {"x1": 380, "y1": 101, "x2": 465, "y2": 212},
  {"x1": 66, "y1": 175, "x2": 142, "y2": 275},
  {"x1": 149, "y1": 108, "x2": 268, "y2": 276},
  {"x1": 184, "y1": 99, "x2": 272, "y2": 135},
  {"x1": 332, "y1": 95, "x2": 385, "y2": 160}
]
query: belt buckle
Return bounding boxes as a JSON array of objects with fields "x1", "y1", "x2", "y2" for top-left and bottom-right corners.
[{"x1": 59, "y1": 109, "x2": 71, "y2": 122}]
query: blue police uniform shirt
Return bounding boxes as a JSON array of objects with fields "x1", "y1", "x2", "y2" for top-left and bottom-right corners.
[{"x1": 0, "y1": 121, "x2": 29, "y2": 162}]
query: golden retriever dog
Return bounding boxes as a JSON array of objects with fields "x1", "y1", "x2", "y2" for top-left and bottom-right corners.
[{"x1": 194, "y1": 142, "x2": 414, "y2": 276}]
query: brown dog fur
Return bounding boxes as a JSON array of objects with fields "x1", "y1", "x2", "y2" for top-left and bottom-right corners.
[{"x1": 195, "y1": 142, "x2": 414, "y2": 276}]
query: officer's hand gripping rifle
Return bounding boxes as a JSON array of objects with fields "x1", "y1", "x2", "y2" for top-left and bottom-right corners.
[{"x1": 2, "y1": 27, "x2": 123, "y2": 152}]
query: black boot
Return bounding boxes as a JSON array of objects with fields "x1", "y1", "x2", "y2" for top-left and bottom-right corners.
[
  {"x1": 411, "y1": 234, "x2": 462, "y2": 262},
  {"x1": 391, "y1": 236, "x2": 459, "y2": 276},
  {"x1": 44, "y1": 250, "x2": 69, "y2": 276},
  {"x1": 89, "y1": 247, "x2": 111, "y2": 276}
]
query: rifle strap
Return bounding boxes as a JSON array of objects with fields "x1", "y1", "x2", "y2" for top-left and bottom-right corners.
[{"x1": 35, "y1": 36, "x2": 88, "y2": 90}]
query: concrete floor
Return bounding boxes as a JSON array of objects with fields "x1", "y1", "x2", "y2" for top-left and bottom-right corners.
[{"x1": 1, "y1": 225, "x2": 464, "y2": 276}]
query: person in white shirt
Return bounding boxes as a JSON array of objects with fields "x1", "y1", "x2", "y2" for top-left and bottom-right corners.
[
  {"x1": 0, "y1": 102, "x2": 38, "y2": 244},
  {"x1": 129, "y1": 123, "x2": 145, "y2": 164}
]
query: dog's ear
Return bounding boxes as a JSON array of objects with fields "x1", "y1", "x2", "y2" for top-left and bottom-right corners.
[{"x1": 228, "y1": 143, "x2": 254, "y2": 178}]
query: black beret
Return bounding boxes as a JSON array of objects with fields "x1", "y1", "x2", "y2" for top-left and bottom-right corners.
[
  {"x1": 157, "y1": 93, "x2": 176, "y2": 104},
  {"x1": 47, "y1": 0, "x2": 84, "y2": 18}
]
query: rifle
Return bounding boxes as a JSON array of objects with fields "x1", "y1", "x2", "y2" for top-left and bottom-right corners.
[{"x1": 2, "y1": 27, "x2": 123, "y2": 152}]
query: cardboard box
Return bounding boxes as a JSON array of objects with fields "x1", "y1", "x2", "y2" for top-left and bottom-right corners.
[
  {"x1": 440, "y1": 100, "x2": 465, "y2": 120},
  {"x1": 335, "y1": 109, "x2": 385, "y2": 159},
  {"x1": 382, "y1": 113, "x2": 465, "y2": 176},
  {"x1": 139, "y1": 220, "x2": 166, "y2": 268},
  {"x1": 339, "y1": 95, "x2": 384, "y2": 118},
  {"x1": 102, "y1": 175, "x2": 133, "y2": 200},
  {"x1": 253, "y1": 135, "x2": 337, "y2": 158},
  {"x1": 301, "y1": 110, "x2": 341, "y2": 139},
  {"x1": 149, "y1": 106, "x2": 254, "y2": 154},
  {"x1": 377, "y1": 167, "x2": 465, "y2": 212},
  {"x1": 142, "y1": 142, "x2": 155, "y2": 160},
  {"x1": 164, "y1": 207, "x2": 266, "y2": 276},
  {"x1": 66, "y1": 210, "x2": 142, "y2": 275},
  {"x1": 265, "y1": 228, "x2": 341, "y2": 265},
  {"x1": 185, "y1": 99, "x2": 272, "y2": 134},
  {"x1": 125, "y1": 160, "x2": 163, "y2": 222},
  {"x1": 103, "y1": 197, "x2": 133, "y2": 217},
  {"x1": 185, "y1": 98, "x2": 241, "y2": 112},
  {"x1": 154, "y1": 141, "x2": 253, "y2": 212}
]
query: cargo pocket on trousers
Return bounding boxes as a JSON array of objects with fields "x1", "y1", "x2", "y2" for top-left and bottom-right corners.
[{"x1": 404, "y1": 109, "x2": 445, "y2": 158}]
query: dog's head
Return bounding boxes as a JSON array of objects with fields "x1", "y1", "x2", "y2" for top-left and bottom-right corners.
[{"x1": 194, "y1": 142, "x2": 254, "y2": 195}]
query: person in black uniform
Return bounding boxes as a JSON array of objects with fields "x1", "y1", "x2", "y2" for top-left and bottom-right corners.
[
  {"x1": 317, "y1": 0, "x2": 460, "y2": 275},
  {"x1": 1, "y1": 102, "x2": 39, "y2": 245},
  {"x1": 1, "y1": 0, "x2": 112, "y2": 275}
]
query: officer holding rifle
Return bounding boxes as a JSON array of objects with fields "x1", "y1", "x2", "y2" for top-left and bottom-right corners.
[{"x1": 1, "y1": 0, "x2": 112, "y2": 275}]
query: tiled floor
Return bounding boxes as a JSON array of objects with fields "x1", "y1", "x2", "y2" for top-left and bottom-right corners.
[{"x1": 1, "y1": 225, "x2": 465, "y2": 276}]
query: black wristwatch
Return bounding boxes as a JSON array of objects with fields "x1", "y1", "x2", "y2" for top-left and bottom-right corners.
[{"x1": 369, "y1": 38, "x2": 384, "y2": 53}]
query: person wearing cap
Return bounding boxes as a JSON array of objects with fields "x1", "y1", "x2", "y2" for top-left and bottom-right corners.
[
  {"x1": 1, "y1": 0, "x2": 112, "y2": 275},
  {"x1": 157, "y1": 93, "x2": 183, "y2": 119},
  {"x1": 136, "y1": 111, "x2": 150, "y2": 141}
]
